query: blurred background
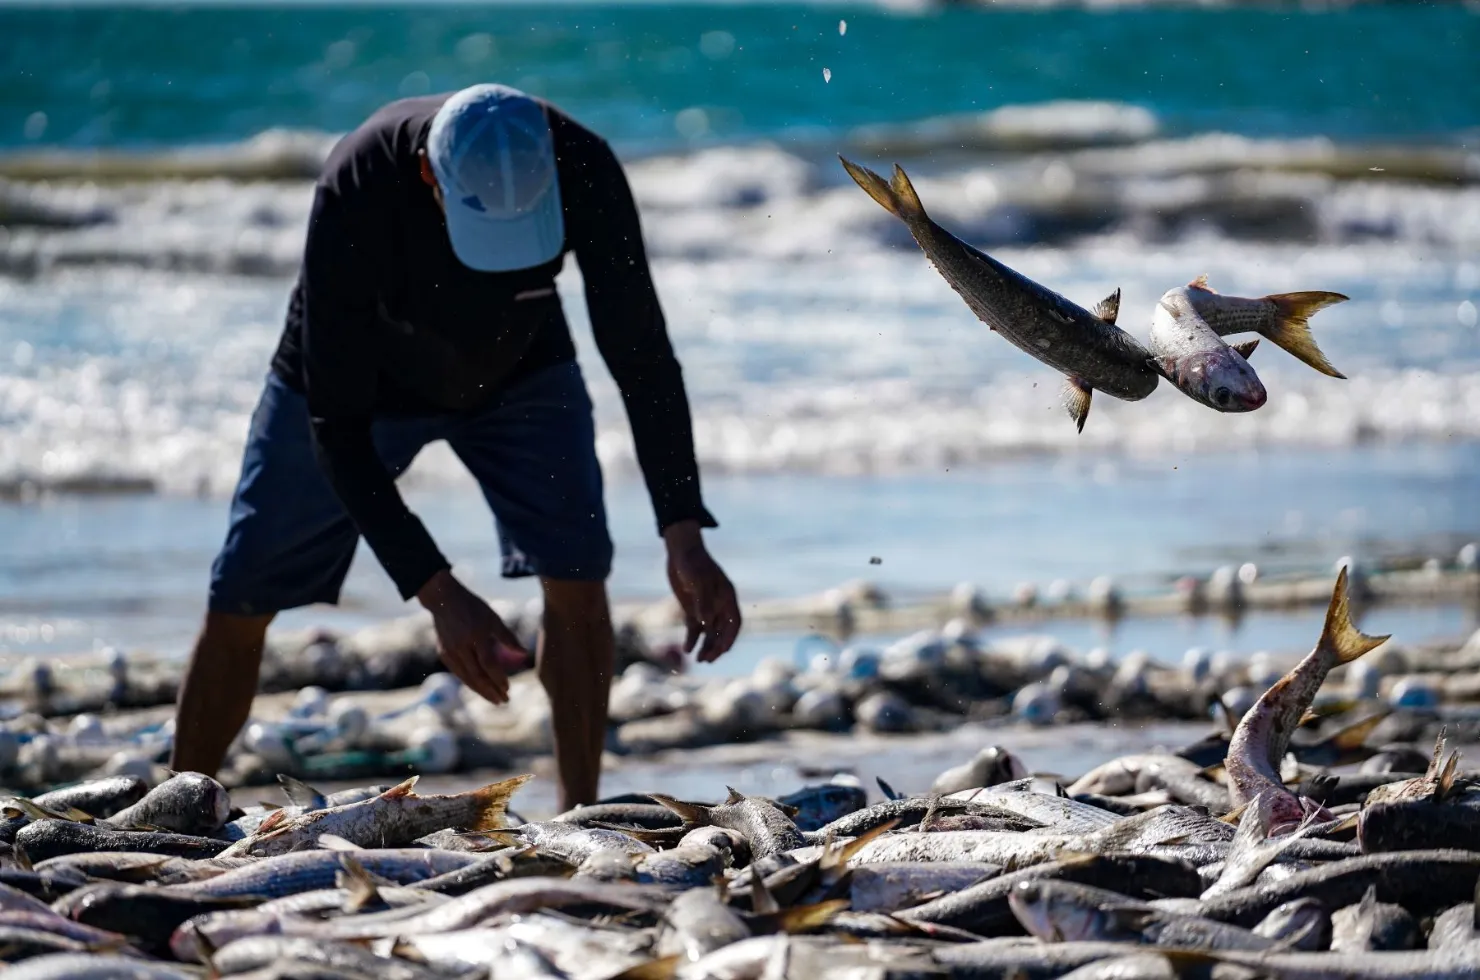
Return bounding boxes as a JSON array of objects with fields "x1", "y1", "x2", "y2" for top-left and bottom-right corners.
[{"x1": 0, "y1": 1, "x2": 1476, "y2": 672}]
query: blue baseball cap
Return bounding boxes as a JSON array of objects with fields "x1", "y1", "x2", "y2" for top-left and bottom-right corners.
[{"x1": 426, "y1": 84, "x2": 565, "y2": 273}]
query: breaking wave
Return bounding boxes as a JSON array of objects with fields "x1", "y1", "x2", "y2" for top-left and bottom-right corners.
[{"x1": 1, "y1": 100, "x2": 1477, "y2": 497}]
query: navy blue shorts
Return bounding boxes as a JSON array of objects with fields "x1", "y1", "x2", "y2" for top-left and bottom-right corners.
[{"x1": 209, "y1": 361, "x2": 613, "y2": 616}]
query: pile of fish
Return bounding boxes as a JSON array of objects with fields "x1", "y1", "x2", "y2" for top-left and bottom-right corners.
[
  {"x1": 840, "y1": 156, "x2": 1347, "y2": 432},
  {"x1": 4, "y1": 571, "x2": 1480, "y2": 977},
  {"x1": 6, "y1": 570, "x2": 1480, "y2": 794}
]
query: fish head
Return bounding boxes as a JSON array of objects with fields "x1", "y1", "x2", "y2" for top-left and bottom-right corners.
[
  {"x1": 1007, "y1": 881, "x2": 1102, "y2": 942},
  {"x1": 1170, "y1": 346, "x2": 1268, "y2": 413}
]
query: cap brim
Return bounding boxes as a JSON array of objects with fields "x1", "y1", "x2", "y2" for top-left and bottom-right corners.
[{"x1": 444, "y1": 177, "x2": 565, "y2": 273}]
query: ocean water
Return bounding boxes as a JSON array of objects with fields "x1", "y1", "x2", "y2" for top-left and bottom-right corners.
[{"x1": 1, "y1": 2, "x2": 1478, "y2": 668}]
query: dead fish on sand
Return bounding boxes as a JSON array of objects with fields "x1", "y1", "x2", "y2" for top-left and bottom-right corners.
[
  {"x1": 1226, "y1": 568, "x2": 1389, "y2": 834},
  {"x1": 222, "y1": 774, "x2": 530, "y2": 857},
  {"x1": 840, "y1": 156, "x2": 1160, "y2": 432}
]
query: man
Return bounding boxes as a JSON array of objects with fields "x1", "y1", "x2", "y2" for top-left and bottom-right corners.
[{"x1": 170, "y1": 84, "x2": 741, "y2": 811}]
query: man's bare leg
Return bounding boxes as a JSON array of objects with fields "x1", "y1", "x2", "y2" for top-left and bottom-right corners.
[
  {"x1": 536, "y1": 578, "x2": 614, "y2": 812},
  {"x1": 170, "y1": 611, "x2": 274, "y2": 776}
]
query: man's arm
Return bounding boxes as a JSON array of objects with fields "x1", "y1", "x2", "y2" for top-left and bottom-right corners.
[
  {"x1": 567, "y1": 135, "x2": 715, "y2": 535},
  {"x1": 299, "y1": 182, "x2": 525, "y2": 698},
  {"x1": 566, "y1": 129, "x2": 740, "y2": 660}
]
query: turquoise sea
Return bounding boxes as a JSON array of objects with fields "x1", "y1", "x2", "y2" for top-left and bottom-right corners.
[{"x1": 1, "y1": 2, "x2": 1477, "y2": 670}]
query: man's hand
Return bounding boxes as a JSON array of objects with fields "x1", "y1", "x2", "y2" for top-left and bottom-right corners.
[
  {"x1": 417, "y1": 570, "x2": 529, "y2": 705},
  {"x1": 664, "y1": 520, "x2": 741, "y2": 663}
]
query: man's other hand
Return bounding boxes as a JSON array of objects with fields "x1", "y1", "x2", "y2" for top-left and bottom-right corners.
[
  {"x1": 664, "y1": 520, "x2": 742, "y2": 663},
  {"x1": 416, "y1": 570, "x2": 529, "y2": 704}
]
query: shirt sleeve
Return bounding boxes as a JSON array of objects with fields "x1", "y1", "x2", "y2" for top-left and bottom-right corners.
[
  {"x1": 565, "y1": 131, "x2": 718, "y2": 535},
  {"x1": 299, "y1": 181, "x2": 450, "y2": 600}
]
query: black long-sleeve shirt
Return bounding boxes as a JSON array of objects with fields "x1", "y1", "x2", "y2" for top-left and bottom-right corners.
[{"x1": 270, "y1": 94, "x2": 715, "y2": 600}]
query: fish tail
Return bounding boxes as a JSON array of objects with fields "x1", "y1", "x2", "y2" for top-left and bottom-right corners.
[
  {"x1": 1262, "y1": 291, "x2": 1349, "y2": 379},
  {"x1": 465, "y1": 773, "x2": 534, "y2": 833},
  {"x1": 648, "y1": 794, "x2": 712, "y2": 826},
  {"x1": 888, "y1": 165, "x2": 928, "y2": 222},
  {"x1": 277, "y1": 775, "x2": 326, "y2": 809},
  {"x1": 839, "y1": 156, "x2": 927, "y2": 224},
  {"x1": 1320, "y1": 567, "x2": 1390, "y2": 666}
]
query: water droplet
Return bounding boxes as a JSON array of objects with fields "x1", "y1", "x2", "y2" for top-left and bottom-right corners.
[
  {"x1": 1458, "y1": 300, "x2": 1477, "y2": 328},
  {"x1": 22, "y1": 112, "x2": 46, "y2": 141},
  {"x1": 839, "y1": 19, "x2": 847, "y2": 35},
  {"x1": 674, "y1": 107, "x2": 709, "y2": 140},
  {"x1": 822, "y1": 67, "x2": 832, "y2": 83},
  {"x1": 699, "y1": 30, "x2": 735, "y2": 60}
]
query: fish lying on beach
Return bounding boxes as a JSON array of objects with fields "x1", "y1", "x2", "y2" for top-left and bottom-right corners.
[
  {"x1": 222, "y1": 774, "x2": 530, "y2": 857},
  {"x1": 1148, "y1": 286, "x2": 1268, "y2": 413},
  {"x1": 5, "y1": 569, "x2": 1480, "y2": 978},
  {"x1": 1226, "y1": 567, "x2": 1390, "y2": 833},
  {"x1": 1184, "y1": 274, "x2": 1349, "y2": 378},
  {"x1": 103, "y1": 771, "x2": 232, "y2": 837},
  {"x1": 840, "y1": 156, "x2": 1161, "y2": 432}
]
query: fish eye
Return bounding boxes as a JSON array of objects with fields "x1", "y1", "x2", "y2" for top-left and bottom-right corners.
[{"x1": 1214, "y1": 387, "x2": 1231, "y2": 406}]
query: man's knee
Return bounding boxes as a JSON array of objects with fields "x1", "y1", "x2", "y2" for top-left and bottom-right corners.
[
  {"x1": 198, "y1": 610, "x2": 275, "y2": 655},
  {"x1": 540, "y1": 578, "x2": 610, "y2": 621}
]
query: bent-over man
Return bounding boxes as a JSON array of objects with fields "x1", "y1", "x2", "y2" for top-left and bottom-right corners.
[{"x1": 170, "y1": 84, "x2": 741, "y2": 810}]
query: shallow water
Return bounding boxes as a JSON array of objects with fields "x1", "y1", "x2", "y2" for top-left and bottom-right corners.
[{"x1": 2, "y1": 440, "x2": 1475, "y2": 666}]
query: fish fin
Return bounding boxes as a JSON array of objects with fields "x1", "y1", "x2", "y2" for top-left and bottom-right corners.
[
  {"x1": 108, "y1": 859, "x2": 174, "y2": 884},
  {"x1": 723, "y1": 787, "x2": 746, "y2": 805},
  {"x1": 381, "y1": 776, "x2": 420, "y2": 800},
  {"x1": 1359, "y1": 884, "x2": 1377, "y2": 919},
  {"x1": 839, "y1": 156, "x2": 907, "y2": 221},
  {"x1": 4, "y1": 800, "x2": 61, "y2": 822},
  {"x1": 761, "y1": 899, "x2": 850, "y2": 935},
  {"x1": 256, "y1": 802, "x2": 282, "y2": 811},
  {"x1": 191, "y1": 927, "x2": 220, "y2": 971},
  {"x1": 1319, "y1": 567, "x2": 1390, "y2": 665},
  {"x1": 277, "y1": 775, "x2": 326, "y2": 809},
  {"x1": 459, "y1": 829, "x2": 521, "y2": 848},
  {"x1": 919, "y1": 794, "x2": 941, "y2": 832},
  {"x1": 337, "y1": 854, "x2": 380, "y2": 912},
  {"x1": 1188, "y1": 274, "x2": 1215, "y2": 293},
  {"x1": 254, "y1": 807, "x2": 290, "y2": 835},
  {"x1": 1050, "y1": 850, "x2": 1099, "y2": 867},
  {"x1": 826, "y1": 817, "x2": 900, "y2": 871},
  {"x1": 876, "y1": 777, "x2": 902, "y2": 801},
  {"x1": 317, "y1": 833, "x2": 363, "y2": 851},
  {"x1": 1093, "y1": 288, "x2": 1121, "y2": 324},
  {"x1": 463, "y1": 774, "x2": 535, "y2": 833},
  {"x1": 1297, "y1": 709, "x2": 1322, "y2": 727},
  {"x1": 1231, "y1": 338, "x2": 1260, "y2": 360},
  {"x1": 602, "y1": 955, "x2": 682, "y2": 980},
  {"x1": 1437, "y1": 750, "x2": 1462, "y2": 803},
  {"x1": 1217, "y1": 799, "x2": 1252, "y2": 826},
  {"x1": 1212, "y1": 693, "x2": 1239, "y2": 738},
  {"x1": 589, "y1": 822, "x2": 685, "y2": 844},
  {"x1": 751, "y1": 870, "x2": 781, "y2": 915},
  {"x1": 1427, "y1": 728, "x2": 1449, "y2": 780},
  {"x1": 648, "y1": 794, "x2": 711, "y2": 826},
  {"x1": 12, "y1": 843, "x2": 31, "y2": 871},
  {"x1": 1061, "y1": 377, "x2": 1093, "y2": 434},
  {"x1": 1261, "y1": 291, "x2": 1349, "y2": 378},
  {"x1": 1322, "y1": 711, "x2": 1391, "y2": 751}
]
